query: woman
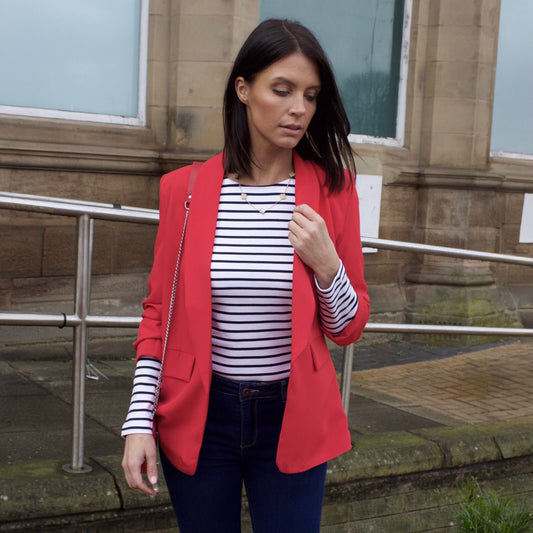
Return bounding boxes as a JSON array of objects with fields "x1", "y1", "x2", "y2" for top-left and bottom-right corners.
[{"x1": 122, "y1": 18, "x2": 370, "y2": 533}]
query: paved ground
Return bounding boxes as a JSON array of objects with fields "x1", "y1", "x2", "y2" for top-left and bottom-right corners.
[
  {"x1": 0, "y1": 338, "x2": 532, "y2": 531},
  {"x1": 351, "y1": 342, "x2": 533, "y2": 426},
  {"x1": 2, "y1": 338, "x2": 531, "y2": 465}
]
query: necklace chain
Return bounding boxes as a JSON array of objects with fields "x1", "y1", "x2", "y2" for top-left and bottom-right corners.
[{"x1": 238, "y1": 172, "x2": 294, "y2": 215}]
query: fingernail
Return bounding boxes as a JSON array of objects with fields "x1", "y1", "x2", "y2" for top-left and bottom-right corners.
[{"x1": 150, "y1": 476, "x2": 157, "y2": 484}]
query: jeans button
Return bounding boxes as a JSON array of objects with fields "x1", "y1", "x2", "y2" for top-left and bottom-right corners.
[{"x1": 243, "y1": 388, "x2": 252, "y2": 397}]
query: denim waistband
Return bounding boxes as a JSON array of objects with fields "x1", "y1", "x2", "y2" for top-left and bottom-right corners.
[{"x1": 211, "y1": 372, "x2": 288, "y2": 401}]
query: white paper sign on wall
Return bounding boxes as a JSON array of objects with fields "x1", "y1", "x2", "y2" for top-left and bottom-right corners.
[
  {"x1": 519, "y1": 193, "x2": 533, "y2": 243},
  {"x1": 355, "y1": 175, "x2": 383, "y2": 253}
]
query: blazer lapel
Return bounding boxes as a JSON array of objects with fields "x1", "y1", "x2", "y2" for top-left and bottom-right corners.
[
  {"x1": 182, "y1": 155, "x2": 224, "y2": 378},
  {"x1": 291, "y1": 154, "x2": 323, "y2": 359}
]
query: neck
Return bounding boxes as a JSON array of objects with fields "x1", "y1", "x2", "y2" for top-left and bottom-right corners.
[{"x1": 242, "y1": 150, "x2": 294, "y2": 186}]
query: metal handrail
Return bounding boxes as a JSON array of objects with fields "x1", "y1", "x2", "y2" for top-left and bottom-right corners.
[{"x1": 1, "y1": 190, "x2": 532, "y2": 472}]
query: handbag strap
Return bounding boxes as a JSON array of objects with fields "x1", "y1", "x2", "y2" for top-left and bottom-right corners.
[{"x1": 152, "y1": 161, "x2": 201, "y2": 415}]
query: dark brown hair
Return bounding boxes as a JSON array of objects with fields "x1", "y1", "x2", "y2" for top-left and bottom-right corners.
[{"x1": 223, "y1": 19, "x2": 356, "y2": 192}]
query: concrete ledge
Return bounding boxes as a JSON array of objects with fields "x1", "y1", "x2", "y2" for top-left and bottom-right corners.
[{"x1": 1, "y1": 418, "x2": 531, "y2": 532}]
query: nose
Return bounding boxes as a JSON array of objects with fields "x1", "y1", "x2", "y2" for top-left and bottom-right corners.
[{"x1": 289, "y1": 93, "x2": 306, "y2": 116}]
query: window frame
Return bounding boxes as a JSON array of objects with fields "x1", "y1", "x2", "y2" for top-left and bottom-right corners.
[
  {"x1": 0, "y1": 0, "x2": 149, "y2": 126},
  {"x1": 348, "y1": 0, "x2": 412, "y2": 148},
  {"x1": 489, "y1": 0, "x2": 533, "y2": 161}
]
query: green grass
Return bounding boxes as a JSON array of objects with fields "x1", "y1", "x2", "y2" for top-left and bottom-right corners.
[{"x1": 457, "y1": 477, "x2": 533, "y2": 533}]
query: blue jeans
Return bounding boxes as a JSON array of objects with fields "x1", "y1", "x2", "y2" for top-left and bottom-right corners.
[{"x1": 160, "y1": 373, "x2": 327, "y2": 533}]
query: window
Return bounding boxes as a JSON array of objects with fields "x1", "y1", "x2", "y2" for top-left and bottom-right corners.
[
  {"x1": 259, "y1": 0, "x2": 410, "y2": 145},
  {"x1": 491, "y1": 0, "x2": 533, "y2": 158},
  {"x1": 0, "y1": 0, "x2": 148, "y2": 125}
]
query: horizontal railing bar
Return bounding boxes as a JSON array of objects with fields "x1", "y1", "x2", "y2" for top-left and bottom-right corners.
[
  {"x1": 2, "y1": 191, "x2": 531, "y2": 266},
  {"x1": 85, "y1": 315, "x2": 142, "y2": 327},
  {"x1": 2, "y1": 192, "x2": 157, "y2": 213},
  {"x1": 361, "y1": 236, "x2": 533, "y2": 266},
  {"x1": 364, "y1": 322, "x2": 533, "y2": 336},
  {"x1": 1, "y1": 311, "x2": 532, "y2": 337},
  {"x1": 0, "y1": 311, "x2": 81, "y2": 327},
  {"x1": 0, "y1": 311, "x2": 141, "y2": 328},
  {"x1": 0, "y1": 192, "x2": 158, "y2": 223}
]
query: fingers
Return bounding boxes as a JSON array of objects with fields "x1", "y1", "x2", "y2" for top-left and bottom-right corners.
[
  {"x1": 289, "y1": 204, "x2": 340, "y2": 287},
  {"x1": 122, "y1": 434, "x2": 159, "y2": 497},
  {"x1": 289, "y1": 203, "x2": 329, "y2": 252},
  {"x1": 145, "y1": 447, "x2": 159, "y2": 494}
]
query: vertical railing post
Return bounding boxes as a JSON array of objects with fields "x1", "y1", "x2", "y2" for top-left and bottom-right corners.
[
  {"x1": 341, "y1": 343, "x2": 355, "y2": 416},
  {"x1": 63, "y1": 214, "x2": 94, "y2": 473}
]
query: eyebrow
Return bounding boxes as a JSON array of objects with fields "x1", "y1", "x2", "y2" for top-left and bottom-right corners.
[{"x1": 272, "y1": 76, "x2": 321, "y2": 90}]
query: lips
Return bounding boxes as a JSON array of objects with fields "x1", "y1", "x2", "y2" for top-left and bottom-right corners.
[{"x1": 281, "y1": 124, "x2": 303, "y2": 135}]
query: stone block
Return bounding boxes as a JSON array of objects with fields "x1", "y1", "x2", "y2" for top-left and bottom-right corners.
[
  {"x1": 174, "y1": 106, "x2": 224, "y2": 152},
  {"x1": 420, "y1": 228, "x2": 467, "y2": 249},
  {"x1": 0, "y1": 459, "x2": 120, "y2": 522},
  {"x1": 366, "y1": 284, "x2": 405, "y2": 314},
  {"x1": 486, "y1": 417, "x2": 533, "y2": 459},
  {"x1": 437, "y1": 25, "x2": 481, "y2": 63},
  {"x1": 473, "y1": 99, "x2": 493, "y2": 138},
  {"x1": 329, "y1": 431, "x2": 443, "y2": 481},
  {"x1": 411, "y1": 425, "x2": 502, "y2": 467},
  {"x1": 505, "y1": 192, "x2": 528, "y2": 224},
  {"x1": 178, "y1": 14, "x2": 235, "y2": 62},
  {"x1": 379, "y1": 186, "x2": 417, "y2": 226},
  {"x1": 149, "y1": 0, "x2": 170, "y2": 17},
  {"x1": 147, "y1": 60, "x2": 169, "y2": 107},
  {"x1": 478, "y1": 25, "x2": 499, "y2": 64},
  {"x1": 479, "y1": 0, "x2": 501, "y2": 29},
  {"x1": 91, "y1": 221, "x2": 116, "y2": 276},
  {"x1": 42, "y1": 225, "x2": 76, "y2": 277},
  {"x1": 0, "y1": 226, "x2": 43, "y2": 278},
  {"x1": 417, "y1": 188, "x2": 469, "y2": 229},
  {"x1": 112, "y1": 223, "x2": 157, "y2": 273},
  {"x1": 426, "y1": 61, "x2": 478, "y2": 100},
  {"x1": 432, "y1": 98, "x2": 476, "y2": 134},
  {"x1": 476, "y1": 63, "x2": 496, "y2": 101},
  {"x1": 504, "y1": 263, "x2": 533, "y2": 285},
  {"x1": 177, "y1": 61, "x2": 229, "y2": 108},
  {"x1": 148, "y1": 12, "x2": 170, "y2": 63},
  {"x1": 364, "y1": 263, "x2": 402, "y2": 286},
  {"x1": 436, "y1": 0, "x2": 481, "y2": 27},
  {"x1": 427, "y1": 132, "x2": 474, "y2": 167},
  {"x1": 465, "y1": 227, "x2": 498, "y2": 253},
  {"x1": 472, "y1": 134, "x2": 490, "y2": 167},
  {"x1": 500, "y1": 224, "x2": 523, "y2": 255}
]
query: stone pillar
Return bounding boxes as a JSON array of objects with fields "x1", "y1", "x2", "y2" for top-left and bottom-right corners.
[
  {"x1": 165, "y1": 0, "x2": 259, "y2": 156},
  {"x1": 405, "y1": 0, "x2": 522, "y2": 341}
]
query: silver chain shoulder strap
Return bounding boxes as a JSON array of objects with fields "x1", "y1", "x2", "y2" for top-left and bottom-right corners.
[{"x1": 152, "y1": 162, "x2": 201, "y2": 416}]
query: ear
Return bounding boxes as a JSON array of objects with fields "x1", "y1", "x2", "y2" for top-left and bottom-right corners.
[{"x1": 235, "y1": 77, "x2": 249, "y2": 104}]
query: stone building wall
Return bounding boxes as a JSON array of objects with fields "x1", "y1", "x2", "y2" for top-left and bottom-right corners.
[{"x1": 0, "y1": 0, "x2": 532, "y2": 355}]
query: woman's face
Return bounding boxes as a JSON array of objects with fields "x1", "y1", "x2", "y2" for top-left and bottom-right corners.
[{"x1": 235, "y1": 53, "x2": 321, "y2": 156}]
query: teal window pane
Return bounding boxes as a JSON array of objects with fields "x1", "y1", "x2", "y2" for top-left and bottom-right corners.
[
  {"x1": 0, "y1": 0, "x2": 142, "y2": 118},
  {"x1": 259, "y1": 0, "x2": 405, "y2": 139},
  {"x1": 491, "y1": 0, "x2": 533, "y2": 155}
]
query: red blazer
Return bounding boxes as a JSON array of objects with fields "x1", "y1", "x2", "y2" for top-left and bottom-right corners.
[{"x1": 134, "y1": 152, "x2": 370, "y2": 475}]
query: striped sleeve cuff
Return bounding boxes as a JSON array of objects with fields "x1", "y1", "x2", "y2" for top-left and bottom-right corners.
[
  {"x1": 315, "y1": 261, "x2": 359, "y2": 336},
  {"x1": 121, "y1": 356, "x2": 162, "y2": 437}
]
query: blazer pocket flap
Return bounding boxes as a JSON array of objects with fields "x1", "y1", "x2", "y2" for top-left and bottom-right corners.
[
  {"x1": 310, "y1": 343, "x2": 331, "y2": 372},
  {"x1": 162, "y1": 349, "x2": 195, "y2": 382}
]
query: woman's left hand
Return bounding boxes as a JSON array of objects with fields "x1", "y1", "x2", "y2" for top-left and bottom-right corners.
[{"x1": 289, "y1": 204, "x2": 340, "y2": 289}]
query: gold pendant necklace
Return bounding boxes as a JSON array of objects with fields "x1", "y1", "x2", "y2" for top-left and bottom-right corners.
[{"x1": 238, "y1": 172, "x2": 294, "y2": 215}]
